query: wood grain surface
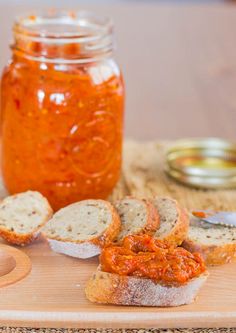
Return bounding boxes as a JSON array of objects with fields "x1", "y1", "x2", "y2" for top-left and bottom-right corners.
[
  {"x1": 1, "y1": 2, "x2": 236, "y2": 140},
  {"x1": 0, "y1": 141, "x2": 235, "y2": 329},
  {"x1": 0, "y1": 245, "x2": 31, "y2": 288}
]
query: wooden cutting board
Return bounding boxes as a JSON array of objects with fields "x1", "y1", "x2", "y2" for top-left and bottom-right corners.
[{"x1": 0, "y1": 141, "x2": 236, "y2": 329}]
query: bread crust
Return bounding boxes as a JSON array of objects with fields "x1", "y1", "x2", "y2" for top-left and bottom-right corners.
[
  {"x1": 0, "y1": 193, "x2": 53, "y2": 246},
  {"x1": 44, "y1": 200, "x2": 121, "y2": 250},
  {"x1": 142, "y1": 198, "x2": 160, "y2": 235},
  {"x1": 85, "y1": 268, "x2": 209, "y2": 307},
  {"x1": 94, "y1": 201, "x2": 121, "y2": 247},
  {"x1": 152, "y1": 197, "x2": 189, "y2": 247},
  {"x1": 0, "y1": 228, "x2": 39, "y2": 246},
  {"x1": 115, "y1": 197, "x2": 160, "y2": 243},
  {"x1": 182, "y1": 238, "x2": 236, "y2": 266},
  {"x1": 164, "y1": 206, "x2": 189, "y2": 246}
]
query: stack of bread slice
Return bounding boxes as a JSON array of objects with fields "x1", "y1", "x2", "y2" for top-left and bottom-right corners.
[
  {"x1": 0, "y1": 191, "x2": 235, "y2": 267},
  {"x1": 43, "y1": 196, "x2": 189, "y2": 257},
  {"x1": 0, "y1": 192, "x2": 189, "y2": 251}
]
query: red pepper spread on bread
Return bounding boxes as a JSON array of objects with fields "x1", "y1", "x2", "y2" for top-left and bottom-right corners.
[{"x1": 100, "y1": 234, "x2": 206, "y2": 285}]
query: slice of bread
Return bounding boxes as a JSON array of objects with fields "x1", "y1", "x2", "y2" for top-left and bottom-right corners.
[
  {"x1": 43, "y1": 199, "x2": 121, "y2": 259},
  {"x1": 151, "y1": 197, "x2": 189, "y2": 246},
  {"x1": 114, "y1": 197, "x2": 159, "y2": 243},
  {"x1": 182, "y1": 217, "x2": 236, "y2": 265},
  {"x1": 0, "y1": 191, "x2": 53, "y2": 246},
  {"x1": 85, "y1": 268, "x2": 208, "y2": 307}
]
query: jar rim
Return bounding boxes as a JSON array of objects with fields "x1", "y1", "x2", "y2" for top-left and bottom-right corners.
[
  {"x1": 13, "y1": 9, "x2": 113, "y2": 42},
  {"x1": 12, "y1": 9, "x2": 115, "y2": 63}
]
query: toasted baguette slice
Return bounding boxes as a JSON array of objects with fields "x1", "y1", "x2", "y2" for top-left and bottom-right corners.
[
  {"x1": 85, "y1": 267, "x2": 208, "y2": 307},
  {"x1": 43, "y1": 199, "x2": 121, "y2": 259},
  {"x1": 0, "y1": 191, "x2": 53, "y2": 246},
  {"x1": 182, "y1": 218, "x2": 236, "y2": 265},
  {"x1": 114, "y1": 197, "x2": 159, "y2": 243},
  {"x1": 151, "y1": 197, "x2": 189, "y2": 246}
]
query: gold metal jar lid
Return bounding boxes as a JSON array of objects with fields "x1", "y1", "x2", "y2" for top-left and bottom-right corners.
[{"x1": 165, "y1": 138, "x2": 236, "y2": 189}]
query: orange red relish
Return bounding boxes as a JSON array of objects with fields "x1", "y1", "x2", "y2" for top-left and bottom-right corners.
[
  {"x1": 100, "y1": 235, "x2": 206, "y2": 285},
  {"x1": 1, "y1": 53, "x2": 124, "y2": 210}
]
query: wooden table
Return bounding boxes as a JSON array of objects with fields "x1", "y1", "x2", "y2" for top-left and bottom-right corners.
[{"x1": 1, "y1": 2, "x2": 236, "y2": 141}]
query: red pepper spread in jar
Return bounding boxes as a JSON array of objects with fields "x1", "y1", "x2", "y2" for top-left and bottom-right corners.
[
  {"x1": 1, "y1": 11, "x2": 125, "y2": 210},
  {"x1": 100, "y1": 235, "x2": 206, "y2": 285}
]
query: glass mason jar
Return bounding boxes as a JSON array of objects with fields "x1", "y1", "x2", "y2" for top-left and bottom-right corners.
[{"x1": 1, "y1": 10, "x2": 125, "y2": 210}]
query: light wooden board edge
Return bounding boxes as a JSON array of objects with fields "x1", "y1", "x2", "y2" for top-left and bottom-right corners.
[{"x1": 0, "y1": 310, "x2": 236, "y2": 328}]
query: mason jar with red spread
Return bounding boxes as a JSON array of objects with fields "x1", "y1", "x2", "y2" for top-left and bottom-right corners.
[{"x1": 1, "y1": 10, "x2": 125, "y2": 210}]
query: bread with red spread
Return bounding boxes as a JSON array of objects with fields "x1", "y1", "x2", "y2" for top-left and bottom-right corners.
[
  {"x1": 0, "y1": 191, "x2": 53, "y2": 246},
  {"x1": 182, "y1": 217, "x2": 236, "y2": 265},
  {"x1": 43, "y1": 199, "x2": 121, "y2": 259},
  {"x1": 114, "y1": 197, "x2": 159, "y2": 243},
  {"x1": 152, "y1": 197, "x2": 189, "y2": 246},
  {"x1": 85, "y1": 235, "x2": 208, "y2": 306}
]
